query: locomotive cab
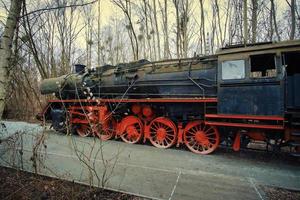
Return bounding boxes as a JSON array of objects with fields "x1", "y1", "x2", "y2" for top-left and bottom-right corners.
[
  {"x1": 216, "y1": 42, "x2": 286, "y2": 116},
  {"x1": 201, "y1": 41, "x2": 300, "y2": 153}
]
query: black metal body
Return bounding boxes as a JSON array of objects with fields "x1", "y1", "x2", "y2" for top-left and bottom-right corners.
[{"x1": 51, "y1": 58, "x2": 218, "y2": 100}]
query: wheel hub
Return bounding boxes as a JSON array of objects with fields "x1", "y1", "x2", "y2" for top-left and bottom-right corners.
[
  {"x1": 126, "y1": 125, "x2": 138, "y2": 139},
  {"x1": 195, "y1": 131, "x2": 209, "y2": 145},
  {"x1": 156, "y1": 128, "x2": 166, "y2": 142}
]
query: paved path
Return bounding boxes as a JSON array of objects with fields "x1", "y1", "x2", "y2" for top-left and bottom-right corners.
[{"x1": 0, "y1": 121, "x2": 299, "y2": 200}]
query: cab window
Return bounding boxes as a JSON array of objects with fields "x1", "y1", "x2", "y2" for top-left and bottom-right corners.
[
  {"x1": 250, "y1": 54, "x2": 276, "y2": 78},
  {"x1": 221, "y1": 60, "x2": 245, "y2": 80}
]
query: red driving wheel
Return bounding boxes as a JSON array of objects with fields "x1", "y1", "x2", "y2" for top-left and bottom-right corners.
[
  {"x1": 119, "y1": 116, "x2": 143, "y2": 144},
  {"x1": 147, "y1": 117, "x2": 177, "y2": 148},
  {"x1": 76, "y1": 124, "x2": 92, "y2": 137},
  {"x1": 93, "y1": 118, "x2": 116, "y2": 141},
  {"x1": 183, "y1": 121, "x2": 220, "y2": 154}
]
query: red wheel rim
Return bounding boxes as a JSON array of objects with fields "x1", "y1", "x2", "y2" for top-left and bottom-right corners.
[
  {"x1": 76, "y1": 124, "x2": 91, "y2": 137},
  {"x1": 183, "y1": 121, "x2": 220, "y2": 154},
  {"x1": 120, "y1": 116, "x2": 143, "y2": 144},
  {"x1": 93, "y1": 119, "x2": 116, "y2": 141},
  {"x1": 148, "y1": 117, "x2": 177, "y2": 148}
]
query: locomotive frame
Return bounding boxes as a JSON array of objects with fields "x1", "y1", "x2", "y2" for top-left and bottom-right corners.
[{"x1": 38, "y1": 40, "x2": 300, "y2": 155}]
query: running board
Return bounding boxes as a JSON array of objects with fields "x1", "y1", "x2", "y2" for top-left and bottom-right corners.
[{"x1": 205, "y1": 114, "x2": 284, "y2": 130}]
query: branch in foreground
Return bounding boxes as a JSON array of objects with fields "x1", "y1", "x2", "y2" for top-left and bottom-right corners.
[{"x1": 21, "y1": 0, "x2": 98, "y2": 17}]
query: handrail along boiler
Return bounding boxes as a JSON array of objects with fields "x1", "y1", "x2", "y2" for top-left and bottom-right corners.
[{"x1": 38, "y1": 40, "x2": 300, "y2": 155}]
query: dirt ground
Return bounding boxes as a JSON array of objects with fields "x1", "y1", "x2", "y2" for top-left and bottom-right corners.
[
  {"x1": 261, "y1": 185, "x2": 300, "y2": 200},
  {"x1": 0, "y1": 167, "x2": 145, "y2": 200},
  {"x1": 1, "y1": 167, "x2": 300, "y2": 200}
]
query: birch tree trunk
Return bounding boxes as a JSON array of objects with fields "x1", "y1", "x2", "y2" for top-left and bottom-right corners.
[
  {"x1": 214, "y1": 0, "x2": 223, "y2": 46},
  {"x1": 158, "y1": 0, "x2": 170, "y2": 59},
  {"x1": 97, "y1": 0, "x2": 101, "y2": 66},
  {"x1": 243, "y1": 0, "x2": 248, "y2": 44},
  {"x1": 269, "y1": 2, "x2": 274, "y2": 40},
  {"x1": 270, "y1": 0, "x2": 281, "y2": 41},
  {"x1": 290, "y1": 0, "x2": 296, "y2": 40},
  {"x1": 143, "y1": 0, "x2": 152, "y2": 60},
  {"x1": 199, "y1": 0, "x2": 206, "y2": 54},
  {"x1": 0, "y1": 0, "x2": 22, "y2": 119},
  {"x1": 173, "y1": 0, "x2": 181, "y2": 58},
  {"x1": 153, "y1": 0, "x2": 161, "y2": 60},
  {"x1": 251, "y1": 0, "x2": 258, "y2": 43},
  {"x1": 181, "y1": 0, "x2": 189, "y2": 58}
]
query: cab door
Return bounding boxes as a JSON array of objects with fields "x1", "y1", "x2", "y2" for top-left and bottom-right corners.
[{"x1": 283, "y1": 51, "x2": 300, "y2": 109}]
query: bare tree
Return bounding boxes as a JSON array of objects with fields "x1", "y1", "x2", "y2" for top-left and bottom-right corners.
[
  {"x1": 22, "y1": 2, "x2": 48, "y2": 79},
  {"x1": 243, "y1": 0, "x2": 248, "y2": 44},
  {"x1": 270, "y1": 0, "x2": 281, "y2": 41},
  {"x1": 173, "y1": 0, "x2": 191, "y2": 58},
  {"x1": 214, "y1": 0, "x2": 224, "y2": 46},
  {"x1": 97, "y1": 0, "x2": 101, "y2": 66},
  {"x1": 223, "y1": 0, "x2": 232, "y2": 46},
  {"x1": 148, "y1": 1, "x2": 157, "y2": 60},
  {"x1": 288, "y1": 0, "x2": 296, "y2": 40},
  {"x1": 0, "y1": 0, "x2": 22, "y2": 119},
  {"x1": 158, "y1": 0, "x2": 171, "y2": 58},
  {"x1": 251, "y1": 0, "x2": 258, "y2": 43},
  {"x1": 82, "y1": 3, "x2": 94, "y2": 68},
  {"x1": 199, "y1": 0, "x2": 206, "y2": 54},
  {"x1": 152, "y1": 0, "x2": 161, "y2": 60},
  {"x1": 112, "y1": 0, "x2": 139, "y2": 60},
  {"x1": 142, "y1": 0, "x2": 152, "y2": 60}
]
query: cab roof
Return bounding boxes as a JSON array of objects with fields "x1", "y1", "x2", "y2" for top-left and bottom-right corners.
[{"x1": 216, "y1": 40, "x2": 300, "y2": 56}]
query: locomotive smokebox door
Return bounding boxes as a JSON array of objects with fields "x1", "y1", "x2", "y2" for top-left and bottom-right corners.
[{"x1": 217, "y1": 46, "x2": 284, "y2": 116}]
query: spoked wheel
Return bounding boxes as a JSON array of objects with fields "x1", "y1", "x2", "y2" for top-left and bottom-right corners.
[
  {"x1": 119, "y1": 116, "x2": 143, "y2": 144},
  {"x1": 93, "y1": 119, "x2": 116, "y2": 141},
  {"x1": 183, "y1": 121, "x2": 220, "y2": 154},
  {"x1": 76, "y1": 124, "x2": 92, "y2": 137},
  {"x1": 147, "y1": 117, "x2": 177, "y2": 148}
]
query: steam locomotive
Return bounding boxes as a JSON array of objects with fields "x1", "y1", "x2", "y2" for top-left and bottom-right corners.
[{"x1": 38, "y1": 40, "x2": 300, "y2": 155}]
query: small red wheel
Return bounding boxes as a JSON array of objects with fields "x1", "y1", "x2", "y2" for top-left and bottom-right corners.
[
  {"x1": 119, "y1": 116, "x2": 143, "y2": 144},
  {"x1": 183, "y1": 121, "x2": 220, "y2": 154},
  {"x1": 76, "y1": 124, "x2": 92, "y2": 137},
  {"x1": 93, "y1": 119, "x2": 116, "y2": 141},
  {"x1": 147, "y1": 117, "x2": 177, "y2": 148}
]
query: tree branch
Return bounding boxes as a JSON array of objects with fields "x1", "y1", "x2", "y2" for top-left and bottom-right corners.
[{"x1": 20, "y1": 0, "x2": 98, "y2": 18}]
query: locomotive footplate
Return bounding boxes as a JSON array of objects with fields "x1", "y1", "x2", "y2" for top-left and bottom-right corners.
[
  {"x1": 47, "y1": 97, "x2": 218, "y2": 103},
  {"x1": 204, "y1": 114, "x2": 284, "y2": 130}
]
